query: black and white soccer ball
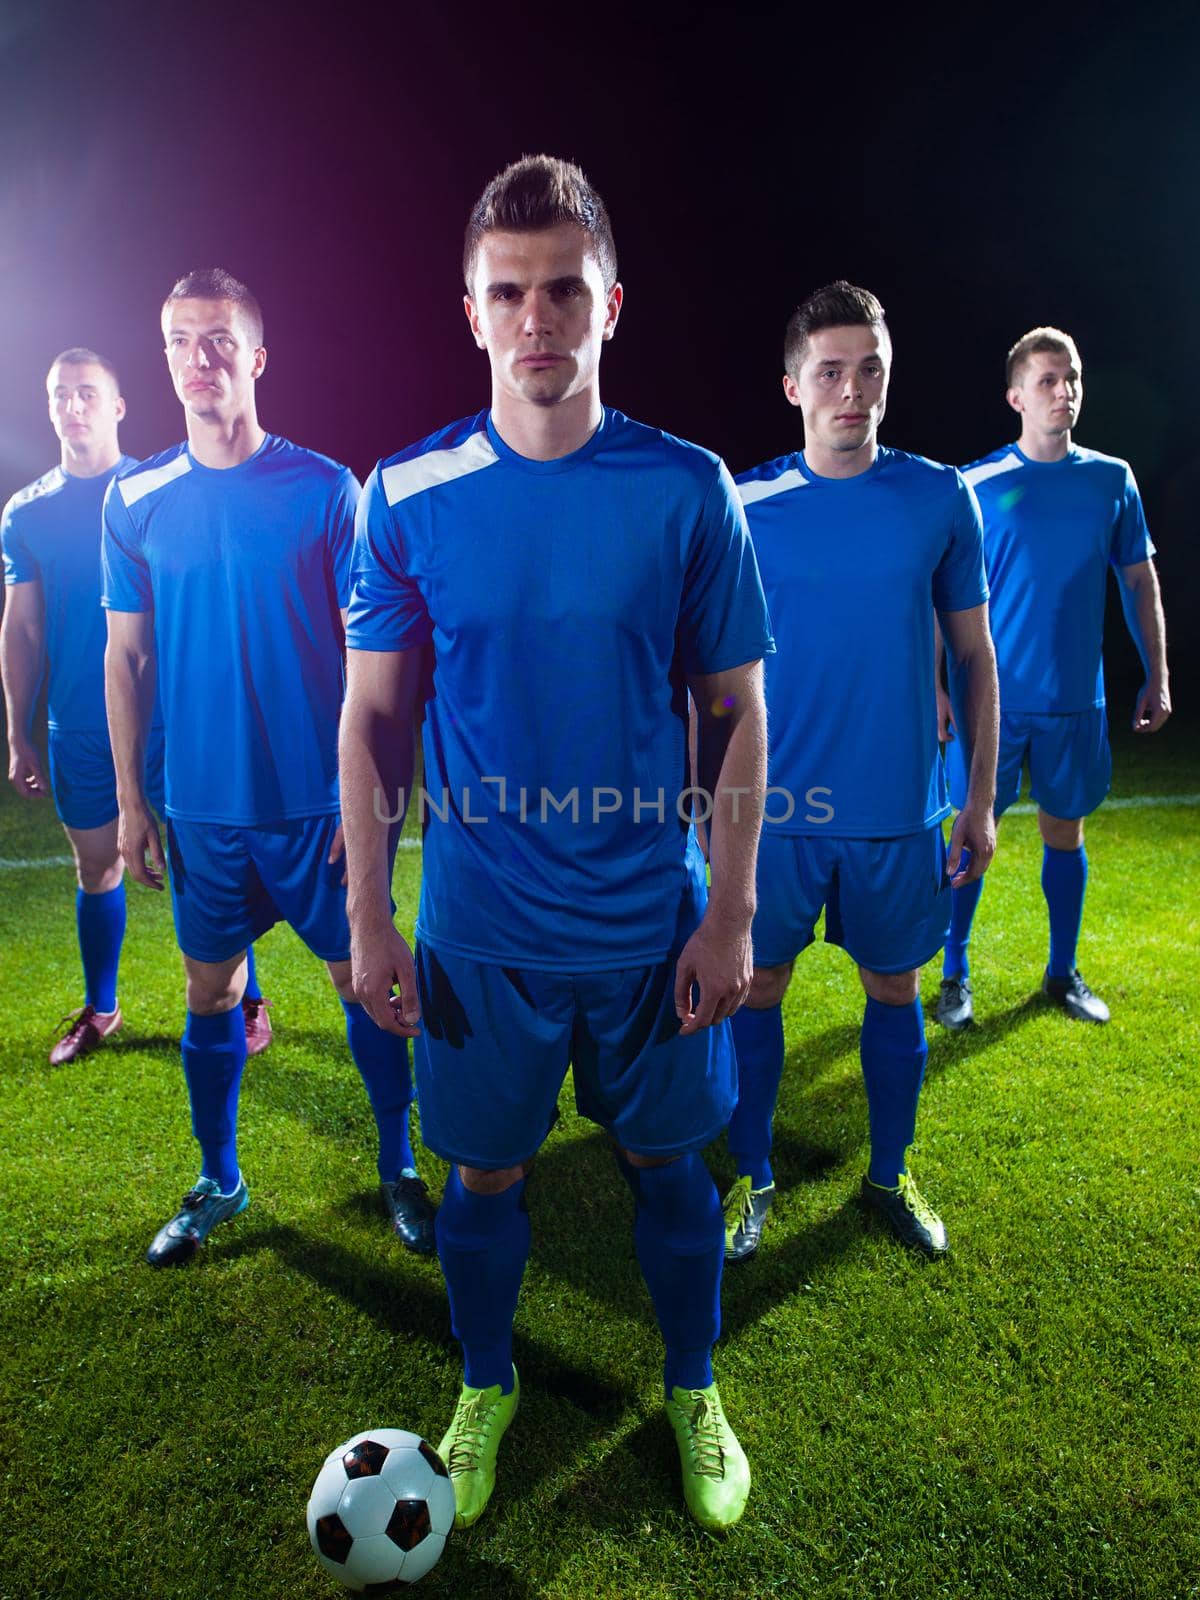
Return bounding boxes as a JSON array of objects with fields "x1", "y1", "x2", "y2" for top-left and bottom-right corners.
[{"x1": 307, "y1": 1428, "x2": 455, "y2": 1591}]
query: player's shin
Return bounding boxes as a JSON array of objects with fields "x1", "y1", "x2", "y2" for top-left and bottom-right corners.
[
  {"x1": 76, "y1": 883, "x2": 126, "y2": 1014},
  {"x1": 341, "y1": 1000, "x2": 417, "y2": 1178},
  {"x1": 632, "y1": 1154, "x2": 722, "y2": 1395},
  {"x1": 435, "y1": 1168, "x2": 528, "y2": 1394},
  {"x1": 1042, "y1": 843, "x2": 1087, "y2": 979},
  {"x1": 726, "y1": 1004, "x2": 785, "y2": 1190},
  {"x1": 943, "y1": 877, "x2": 984, "y2": 982},
  {"x1": 860, "y1": 996, "x2": 927, "y2": 1189},
  {"x1": 181, "y1": 1007, "x2": 248, "y2": 1194}
]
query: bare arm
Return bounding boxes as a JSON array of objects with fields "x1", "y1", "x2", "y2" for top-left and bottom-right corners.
[
  {"x1": 339, "y1": 644, "x2": 426, "y2": 1036},
  {"x1": 675, "y1": 658, "x2": 767, "y2": 1034},
  {"x1": 1118, "y1": 559, "x2": 1171, "y2": 733},
  {"x1": 933, "y1": 614, "x2": 956, "y2": 743},
  {"x1": 938, "y1": 602, "x2": 999, "y2": 886},
  {"x1": 1, "y1": 581, "x2": 50, "y2": 797},
  {"x1": 104, "y1": 609, "x2": 165, "y2": 888}
]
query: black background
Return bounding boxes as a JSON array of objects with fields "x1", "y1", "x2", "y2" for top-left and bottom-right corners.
[{"x1": 2, "y1": 0, "x2": 1196, "y2": 702}]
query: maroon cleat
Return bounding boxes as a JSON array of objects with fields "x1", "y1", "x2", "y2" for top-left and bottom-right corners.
[
  {"x1": 242, "y1": 995, "x2": 274, "y2": 1057},
  {"x1": 49, "y1": 1004, "x2": 123, "y2": 1065}
]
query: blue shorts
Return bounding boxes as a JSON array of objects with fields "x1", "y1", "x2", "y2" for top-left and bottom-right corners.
[
  {"x1": 412, "y1": 942, "x2": 736, "y2": 1170},
  {"x1": 48, "y1": 726, "x2": 165, "y2": 831},
  {"x1": 947, "y1": 706, "x2": 1110, "y2": 820},
  {"x1": 752, "y1": 826, "x2": 950, "y2": 975},
  {"x1": 166, "y1": 813, "x2": 349, "y2": 964}
]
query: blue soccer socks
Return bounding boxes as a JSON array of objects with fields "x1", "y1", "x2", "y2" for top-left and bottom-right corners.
[
  {"x1": 726, "y1": 1003, "x2": 785, "y2": 1191},
  {"x1": 860, "y1": 996, "x2": 928, "y2": 1190},
  {"x1": 341, "y1": 1000, "x2": 416, "y2": 1180},
  {"x1": 243, "y1": 943, "x2": 262, "y2": 1002},
  {"x1": 943, "y1": 877, "x2": 984, "y2": 982},
  {"x1": 181, "y1": 1006, "x2": 248, "y2": 1195},
  {"x1": 631, "y1": 1154, "x2": 723, "y2": 1397},
  {"x1": 436, "y1": 1169, "x2": 528, "y2": 1394},
  {"x1": 1042, "y1": 843, "x2": 1088, "y2": 980},
  {"x1": 76, "y1": 884, "x2": 125, "y2": 1014}
]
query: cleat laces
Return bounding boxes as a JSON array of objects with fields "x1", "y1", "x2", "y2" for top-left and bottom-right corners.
[
  {"x1": 443, "y1": 1392, "x2": 498, "y2": 1474},
  {"x1": 723, "y1": 1176, "x2": 754, "y2": 1234},
  {"x1": 677, "y1": 1391, "x2": 728, "y2": 1480},
  {"x1": 896, "y1": 1172, "x2": 939, "y2": 1230},
  {"x1": 50, "y1": 1005, "x2": 96, "y2": 1042}
]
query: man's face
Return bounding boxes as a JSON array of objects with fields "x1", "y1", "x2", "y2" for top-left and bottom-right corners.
[
  {"x1": 47, "y1": 361, "x2": 124, "y2": 454},
  {"x1": 464, "y1": 223, "x2": 621, "y2": 408},
  {"x1": 1008, "y1": 349, "x2": 1082, "y2": 436},
  {"x1": 783, "y1": 324, "x2": 890, "y2": 457},
  {"x1": 162, "y1": 297, "x2": 265, "y2": 422}
]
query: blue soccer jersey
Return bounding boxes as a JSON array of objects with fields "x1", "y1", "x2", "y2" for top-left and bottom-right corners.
[
  {"x1": 2, "y1": 458, "x2": 138, "y2": 731},
  {"x1": 962, "y1": 444, "x2": 1154, "y2": 713},
  {"x1": 346, "y1": 407, "x2": 774, "y2": 972},
  {"x1": 102, "y1": 435, "x2": 359, "y2": 824},
  {"x1": 737, "y1": 446, "x2": 988, "y2": 838}
]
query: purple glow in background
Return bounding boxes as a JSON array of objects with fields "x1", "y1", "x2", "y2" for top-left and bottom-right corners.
[{"x1": 1, "y1": 0, "x2": 1197, "y2": 689}]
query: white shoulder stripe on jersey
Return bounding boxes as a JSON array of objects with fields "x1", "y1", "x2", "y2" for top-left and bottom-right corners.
[
  {"x1": 963, "y1": 451, "x2": 1022, "y2": 489},
  {"x1": 382, "y1": 430, "x2": 499, "y2": 507},
  {"x1": 118, "y1": 453, "x2": 192, "y2": 508},
  {"x1": 737, "y1": 468, "x2": 808, "y2": 507}
]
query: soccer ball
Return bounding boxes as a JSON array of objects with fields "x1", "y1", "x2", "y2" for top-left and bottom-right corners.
[{"x1": 307, "y1": 1428, "x2": 455, "y2": 1590}]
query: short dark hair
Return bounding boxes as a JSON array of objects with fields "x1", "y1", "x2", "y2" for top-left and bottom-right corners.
[
  {"x1": 48, "y1": 347, "x2": 121, "y2": 392},
  {"x1": 162, "y1": 268, "x2": 264, "y2": 346},
  {"x1": 463, "y1": 154, "x2": 618, "y2": 291},
  {"x1": 1006, "y1": 326, "x2": 1080, "y2": 388},
  {"x1": 783, "y1": 280, "x2": 888, "y2": 376}
]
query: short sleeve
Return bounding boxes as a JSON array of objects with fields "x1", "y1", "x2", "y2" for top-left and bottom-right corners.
[
  {"x1": 326, "y1": 468, "x2": 361, "y2": 607},
  {"x1": 101, "y1": 478, "x2": 153, "y2": 612},
  {"x1": 344, "y1": 463, "x2": 435, "y2": 652},
  {"x1": 933, "y1": 475, "x2": 989, "y2": 613},
  {"x1": 1, "y1": 499, "x2": 39, "y2": 586},
  {"x1": 677, "y1": 462, "x2": 774, "y2": 676},
  {"x1": 1112, "y1": 464, "x2": 1155, "y2": 568}
]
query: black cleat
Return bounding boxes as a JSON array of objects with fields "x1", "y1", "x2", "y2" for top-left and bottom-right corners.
[
  {"x1": 722, "y1": 1176, "x2": 775, "y2": 1262},
  {"x1": 381, "y1": 1174, "x2": 437, "y2": 1254},
  {"x1": 935, "y1": 977, "x2": 974, "y2": 1031},
  {"x1": 860, "y1": 1173, "x2": 948, "y2": 1258},
  {"x1": 146, "y1": 1176, "x2": 249, "y2": 1267},
  {"x1": 1042, "y1": 968, "x2": 1110, "y2": 1024}
]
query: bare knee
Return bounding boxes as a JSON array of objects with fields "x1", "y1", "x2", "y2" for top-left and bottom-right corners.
[
  {"x1": 458, "y1": 1162, "x2": 531, "y2": 1194},
  {"x1": 747, "y1": 962, "x2": 793, "y2": 1009},
  {"x1": 184, "y1": 953, "x2": 248, "y2": 1015},
  {"x1": 859, "y1": 966, "x2": 920, "y2": 1006},
  {"x1": 66, "y1": 822, "x2": 123, "y2": 894},
  {"x1": 326, "y1": 958, "x2": 355, "y2": 1002},
  {"x1": 617, "y1": 1147, "x2": 678, "y2": 1170},
  {"x1": 1038, "y1": 809, "x2": 1084, "y2": 851}
]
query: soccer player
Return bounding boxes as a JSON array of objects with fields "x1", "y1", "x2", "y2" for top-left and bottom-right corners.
[
  {"x1": 102, "y1": 269, "x2": 434, "y2": 1265},
  {"x1": 339, "y1": 156, "x2": 771, "y2": 1533},
  {"x1": 1, "y1": 349, "x2": 273, "y2": 1063},
  {"x1": 725, "y1": 282, "x2": 999, "y2": 1263},
  {"x1": 935, "y1": 327, "x2": 1170, "y2": 1029}
]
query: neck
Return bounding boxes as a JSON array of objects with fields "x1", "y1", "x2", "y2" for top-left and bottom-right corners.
[
  {"x1": 60, "y1": 439, "x2": 122, "y2": 479},
  {"x1": 804, "y1": 433, "x2": 878, "y2": 481},
  {"x1": 1018, "y1": 426, "x2": 1071, "y2": 463},
  {"x1": 185, "y1": 407, "x2": 267, "y2": 469},
  {"x1": 490, "y1": 384, "x2": 603, "y2": 462}
]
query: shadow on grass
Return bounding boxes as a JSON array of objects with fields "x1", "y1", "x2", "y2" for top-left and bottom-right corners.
[
  {"x1": 925, "y1": 991, "x2": 1046, "y2": 1080},
  {"x1": 220, "y1": 1219, "x2": 629, "y2": 1427}
]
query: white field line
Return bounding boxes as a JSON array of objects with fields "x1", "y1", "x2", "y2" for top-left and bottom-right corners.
[
  {"x1": 0, "y1": 838, "x2": 423, "y2": 872},
  {"x1": 0, "y1": 795, "x2": 1195, "y2": 873}
]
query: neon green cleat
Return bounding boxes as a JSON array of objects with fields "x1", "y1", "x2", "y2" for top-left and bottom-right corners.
[
  {"x1": 722, "y1": 1175, "x2": 775, "y2": 1262},
  {"x1": 665, "y1": 1382, "x2": 751, "y2": 1531},
  {"x1": 861, "y1": 1171, "x2": 948, "y2": 1257},
  {"x1": 435, "y1": 1366, "x2": 519, "y2": 1529}
]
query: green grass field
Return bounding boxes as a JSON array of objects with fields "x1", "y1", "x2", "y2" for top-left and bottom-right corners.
[{"x1": 1, "y1": 721, "x2": 1197, "y2": 1600}]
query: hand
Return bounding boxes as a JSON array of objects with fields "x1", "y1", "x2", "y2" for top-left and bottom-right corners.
[
  {"x1": 946, "y1": 800, "x2": 996, "y2": 887},
  {"x1": 350, "y1": 914, "x2": 422, "y2": 1038},
  {"x1": 673, "y1": 911, "x2": 753, "y2": 1035},
  {"x1": 936, "y1": 685, "x2": 956, "y2": 743},
  {"x1": 1132, "y1": 679, "x2": 1171, "y2": 734},
  {"x1": 8, "y1": 739, "x2": 50, "y2": 799},
  {"x1": 118, "y1": 801, "x2": 166, "y2": 890},
  {"x1": 328, "y1": 821, "x2": 348, "y2": 885}
]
